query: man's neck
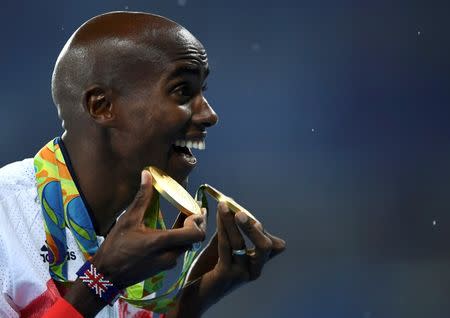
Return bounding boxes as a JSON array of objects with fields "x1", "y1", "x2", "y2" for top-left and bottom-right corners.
[{"x1": 61, "y1": 132, "x2": 140, "y2": 236}]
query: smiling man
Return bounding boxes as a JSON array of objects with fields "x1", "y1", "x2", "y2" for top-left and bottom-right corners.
[{"x1": 0, "y1": 11, "x2": 285, "y2": 318}]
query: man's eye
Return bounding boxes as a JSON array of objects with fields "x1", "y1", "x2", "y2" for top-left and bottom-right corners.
[{"x1": 173, "y1": 85, "x2": 192, "y2": 98}]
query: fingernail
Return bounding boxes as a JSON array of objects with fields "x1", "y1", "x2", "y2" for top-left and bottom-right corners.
[
  {"x1": 219, "y1": 201, "x2": 229, "y2": 213},
  {"x1": 236, "y1": 212, "x2": 248, "y2": 223},
  {"x1": 141, "y1": 170, "x2": 149, "y2": 185}
]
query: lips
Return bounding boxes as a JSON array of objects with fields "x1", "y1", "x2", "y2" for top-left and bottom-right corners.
[
  {"x1": 172, "y1": 144, "x2": 197, "y2": 164},
  {"x1": 166, "y1": 136, "x2": 206, "y2": 183}
]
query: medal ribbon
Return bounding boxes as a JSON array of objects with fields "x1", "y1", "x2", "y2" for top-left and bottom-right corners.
[{"x1": 34, "y1": 138, "x2": 204, "y2": 313}]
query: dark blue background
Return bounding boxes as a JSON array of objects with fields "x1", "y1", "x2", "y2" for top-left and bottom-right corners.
[{"x1": 1, "y1": 1, "x2": 450, "y2": 317}]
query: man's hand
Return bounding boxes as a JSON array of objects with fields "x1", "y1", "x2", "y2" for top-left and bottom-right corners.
[
  {"x1": 169, "y1": 201, "x2": 286, "y2": 318},
  {"x1": 213, "y1": 202, "x2": 286, "y2": 285},
  {"x1": 92, "y1": 170, "x2": 206, "y2": 288},
  {"x1": 65, "y1": 170, "x2": 206, "y2": 317}
]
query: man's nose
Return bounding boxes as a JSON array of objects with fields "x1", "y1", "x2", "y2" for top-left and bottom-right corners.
[{"x1": 192, "y1": 96, "x2": 219, "y2": 128}]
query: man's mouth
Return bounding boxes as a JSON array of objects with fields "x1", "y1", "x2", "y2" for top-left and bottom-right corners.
[
  {"x1": 165, "y1": 136, "x2": 207, "y2": 183},
  {"x1": 174, "y1": 139, "x2": 206, "y2": 150},
  {"x1": 171, "y1": 138, "x2": 206, "y2": 165}
]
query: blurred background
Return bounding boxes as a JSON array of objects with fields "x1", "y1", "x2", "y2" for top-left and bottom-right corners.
[{"x1": 1, "y1": 0, "x2": 450, "y2": 317}]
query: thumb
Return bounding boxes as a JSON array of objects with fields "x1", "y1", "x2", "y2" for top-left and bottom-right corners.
[{"x1": 122, "y1": 170, "x2": 155, "y2": 224}]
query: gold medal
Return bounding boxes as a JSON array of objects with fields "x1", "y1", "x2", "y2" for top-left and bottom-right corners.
[
  {"x1": 201, "y1": 184, "x2": 258, "y2": 222},
  {"x1": 148, "y1": 166, "x2": 201, "y2": 216},
  {"x1": 127, "y1": 166, "x2": 258, "y2": 311},
  {"x1": 147, "y1": 166, "x2": 257, "y2": 221}
]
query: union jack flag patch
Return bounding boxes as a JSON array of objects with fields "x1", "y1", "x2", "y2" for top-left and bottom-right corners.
[{"x1": 76, "y1": 260, "x2": 121, "y2": 305}]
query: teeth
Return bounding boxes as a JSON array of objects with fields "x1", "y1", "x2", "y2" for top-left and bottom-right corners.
[
  {"x1": 173, "y1": 139, "x2": 206, "y2": 150},
  {"x1": 192, "y1": 140, "x2": 205, "y2": 150}
]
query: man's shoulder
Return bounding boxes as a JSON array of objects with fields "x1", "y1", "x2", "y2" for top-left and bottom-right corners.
[
  {"x1": 0, "y1": 158, "x2": 39, "y2": 224},
  {"x1": 0, "y1": 158, "x2": 36, "y2": 195}
]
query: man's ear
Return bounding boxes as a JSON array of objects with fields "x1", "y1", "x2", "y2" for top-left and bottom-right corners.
[{"x1": 83, "y1": 85, "x2": 115, "y2": 126}]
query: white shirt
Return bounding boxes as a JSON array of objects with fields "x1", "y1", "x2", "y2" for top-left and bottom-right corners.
[{"x1": 0, "y1": 158, "x2": 154, "y2": 318}]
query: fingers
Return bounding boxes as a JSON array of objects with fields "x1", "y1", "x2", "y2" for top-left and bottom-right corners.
[
  {"x1": 217, "y1": 204, "x2": 232, "y2": 265},
  {"x1": 235, "y1": 213, "x2": 271, "y2": 257},
  {"x1": 235, "y1": 213, "x2": 286, "y2": 259},
  {"x1": 172, "y1": 212, "x2": 187, "y2": 229},
  {"x1": 164, "y1": 228, "x2": 205, "y2": 247},
  {"x1": 264, "y1": 231, "x2": 287, "y2": 259},
  {"x1": 173, "y1": 208, "x2": 207, "y2": 230},
  {"x1": 218, "y1": 203, "x2": 245, "y2": 249},
  {"x1": 182, "y1": 209, "x2": 207, "y2": 236},
  {"x1": 186, "y1": 233, "x2": 219, "y2": 281},
  {"x1": 235, "y1": 212, "x2": 273, "y2": 280},
  {"x1": 218, "y1": 202, "x2": 248, "y2": 267},
  {"x1": 122, "y1": 170, "x2": 155, "y2": 225},
  {"x1": 187, "y1": 208, "x2": 208, "y2": 233},
  {"x1": 149, "y1": 213, "x2": 206, "y2": 249}
]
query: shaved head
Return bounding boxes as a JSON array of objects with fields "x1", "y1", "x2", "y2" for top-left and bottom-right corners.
[
  {"x1": 53, "y1": 10, "x2": 215, "y2": 197},
  {"x1": 51, "y1": 11, "x2": 205, "y2": 129},
  {"x1": 48, "y1": 11, "x2": 216, "y2": 235}
]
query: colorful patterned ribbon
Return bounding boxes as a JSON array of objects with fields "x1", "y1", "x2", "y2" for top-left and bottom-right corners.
[{"x1": 34, "y1": 138, "x2": 206, "y2": 313}]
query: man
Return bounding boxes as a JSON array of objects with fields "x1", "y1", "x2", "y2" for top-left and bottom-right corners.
[{"x1": 0, "y1": 11, "x2": 285, "y2": 317}]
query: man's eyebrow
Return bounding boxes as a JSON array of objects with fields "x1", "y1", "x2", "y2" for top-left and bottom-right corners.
[{"x1": 167, "y1": 65, "x2": 210, "y2": 82}]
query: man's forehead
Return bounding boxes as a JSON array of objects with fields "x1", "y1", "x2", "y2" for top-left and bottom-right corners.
[
  {"x1": 158, "y1": 28, "x2": 207, "y2": 62},
  {"x1": 105, "y1": 26, "x2": 208, "y2": 86},
  {"x1": 154, "y1": 28, "x2": 209, "y2": 80},
  {"x1": 165, "y1": 62, "x2": 210, "y2": 82},
  {"x1": 172, "y1": 28, "x2": 205, "y2": 51}
]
